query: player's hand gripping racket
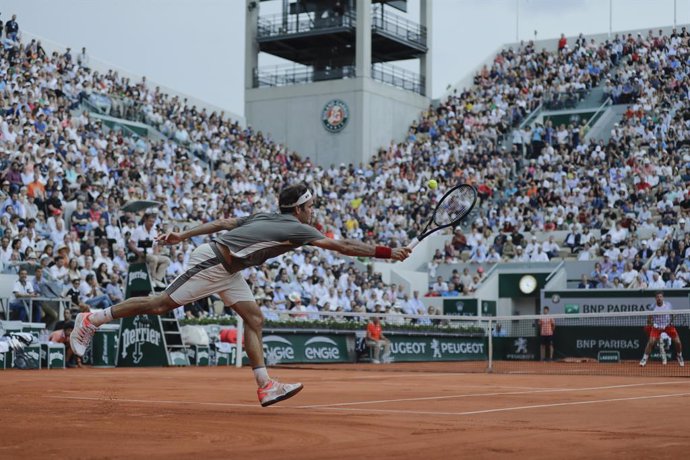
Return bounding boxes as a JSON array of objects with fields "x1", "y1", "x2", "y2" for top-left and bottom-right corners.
[{"x1": 408, "y1": 184, "x2": 477, "y2": 250}]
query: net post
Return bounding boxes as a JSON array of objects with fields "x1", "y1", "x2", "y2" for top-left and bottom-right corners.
[
  {"x1": 235, "y1": 316, "x2": 244, "y2": 368},
  {"x1": 487, "y1": 318, "x2": 493, "y2": 373}
]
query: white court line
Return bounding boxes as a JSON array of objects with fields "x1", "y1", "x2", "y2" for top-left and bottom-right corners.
[
  {"x1": 48, "y1": 391, "x2": 690, "y2": 418},
  {"x1": 48, "y1": 395, "x2": 259, "y2": 409},
  {"x1": 296, "y1": 380, "x2": 690, "y2": 408},
  {"x1": 309, "y1": 392, "x2": 690, "y2": 417}
]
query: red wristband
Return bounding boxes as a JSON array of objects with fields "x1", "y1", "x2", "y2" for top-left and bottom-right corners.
[{"x1": 374, "y1": 246, "x2": 392, "y2": 259}]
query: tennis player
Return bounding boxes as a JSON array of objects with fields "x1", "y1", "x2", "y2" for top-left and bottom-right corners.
[
  {"x1": 639, "y1": 291, "x2": 684, "y2": 367},
  {"x1": 71, "y1": 184, "x2": 410, "y2": 406}
]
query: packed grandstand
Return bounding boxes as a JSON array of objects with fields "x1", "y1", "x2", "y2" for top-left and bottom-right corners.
[{"x1": 1, "y1": 16, "x2": 690, "y2": 326}]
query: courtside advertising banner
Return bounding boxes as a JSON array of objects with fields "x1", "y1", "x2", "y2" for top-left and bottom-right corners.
[
  {"x1": 386, "y1": 334, "x2": 486, "y2": 362},
  {"x1": 262, "y1": 333, "x2": 352, "y2": 364},
  {"x1": 541, "y1": 289, "x2": 690, "y2": 314},
  {"x1": 118, "y1": 315, "x2": 167, "y2": 366},
  {"x1": 555, "y1": 326, "x2": 690, "y2": 361}
]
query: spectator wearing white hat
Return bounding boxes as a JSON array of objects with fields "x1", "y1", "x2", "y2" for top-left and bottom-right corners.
[{"x1": 648, "y1": 272, "x2": 666, "y2": 289}]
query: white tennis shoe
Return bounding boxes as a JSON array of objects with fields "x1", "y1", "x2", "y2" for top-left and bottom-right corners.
[
  {"x1": 70, "y1": 313, "x2": 98, "y2": 357},
  {"x1": 257, "y1": 379, "x2": 303, "y2": 407},
  {"x1": 639, "y1": 357, "x2": 647, "y2": 367},
  {"x1": 678, "y1": 356, "x2": 685, "y2": 367}
]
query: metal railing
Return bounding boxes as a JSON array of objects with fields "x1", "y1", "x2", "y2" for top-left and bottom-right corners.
[
  {"x1": 371, "y1": 62, "x2": 424, "y2": 95},
  {"x1": 519, "y1": 101, "x2": 543, "y2": 129},
  {"x1": 80, "y1": 98, "x2": 143, "y2": 139},
  {"x1": 257, "y1": 11, "x2": 356, "y2": 39},
  {"x1": 371, "y1": 5, "x2": 427, "y2": 48},
  {"x1": 257, "y1": 7, "x2": 426, "y2": 50},
  {"x1": 583, "y1": 96, "x2": 613, "y2": 132},
  {"x1": 542, "y1": 88, "x2": 589, "y2": 110},
  {"x1": 253, "y1": 64, "x2": 356, "y2": 88}
]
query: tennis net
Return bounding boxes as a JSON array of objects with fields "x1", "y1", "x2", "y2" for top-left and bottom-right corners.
[{"x1": 228, "y1": 309, "x2": 690, "y2": 377}]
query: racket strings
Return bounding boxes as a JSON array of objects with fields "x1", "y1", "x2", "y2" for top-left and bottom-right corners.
[{"x1": 434, "y1": 187, "x2": 474, "y2": 226}]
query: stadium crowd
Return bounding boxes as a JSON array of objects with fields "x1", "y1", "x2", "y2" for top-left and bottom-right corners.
[{"x1": 1, "y1": 14, "x2": 690, "y2": 327}]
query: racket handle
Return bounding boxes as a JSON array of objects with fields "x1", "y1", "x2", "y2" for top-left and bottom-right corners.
[{"x1": 407, "y1": 237, "x2": 420, "y2": 250}]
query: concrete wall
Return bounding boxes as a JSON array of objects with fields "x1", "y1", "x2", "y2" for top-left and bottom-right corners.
[
  {"x1": 544, "y1": 266, "x2": 568, "y2": 291},
  {"x1": 245, "y1": 77, "x2": 429, "y2": 166}
]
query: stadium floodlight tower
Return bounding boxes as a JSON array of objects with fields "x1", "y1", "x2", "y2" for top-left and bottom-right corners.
[{"x1": 245, "y1": 0, "x2": 431, "y2": 167}]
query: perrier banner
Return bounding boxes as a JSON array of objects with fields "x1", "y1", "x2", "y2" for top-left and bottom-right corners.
[
  {"x1": 125, "y1": 262, "x2": 153, "y2": 298},
  {"x1": 117, "y1": 315, "x2": 168, "y2": 366}
]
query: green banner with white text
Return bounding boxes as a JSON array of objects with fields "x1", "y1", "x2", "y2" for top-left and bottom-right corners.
[{"x1": 387, "y1": 334, "x2": 486, "y2": 362}]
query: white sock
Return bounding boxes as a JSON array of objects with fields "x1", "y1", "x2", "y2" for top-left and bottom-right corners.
[
  {"x1": 89, "y1": 308, "x2": 114, "y2": 327},
  {"x1": 253, "y1": 366, "x2": 270, "y2": 387},
  {"x1": 642, "y1": 354, "x2": 649, "y2": 360}
]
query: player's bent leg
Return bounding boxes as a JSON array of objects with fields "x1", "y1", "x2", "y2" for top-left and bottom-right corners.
[
  {"x1": 673, "y1": 338, "x2": 684, "y2": 366},
  {"x1": 230, "y1": 300, "x2": 303, "y2": 407},
  {"x1": 70, "y1": 294, "x2": 179, "y2": 357},
  {"x1": 640, "y1": 338, "x2": 657, "y2": 367},
  {"x1": 228, "y1": 300, "x2": 265, "y2": 368}
]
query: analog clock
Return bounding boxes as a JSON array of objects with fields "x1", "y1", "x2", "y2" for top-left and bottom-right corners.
[{"x1": 519, "y1": 275, "x2": 538, "y2": 294}]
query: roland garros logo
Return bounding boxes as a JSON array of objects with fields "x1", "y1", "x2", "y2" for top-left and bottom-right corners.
[{"x1": 321, "y1": 99, "x2": 349, "y2": 133}]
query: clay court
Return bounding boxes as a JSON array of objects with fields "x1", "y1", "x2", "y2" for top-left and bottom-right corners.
[{"x1": 2, "y1": 364, "x2": 689, "y2": 459}]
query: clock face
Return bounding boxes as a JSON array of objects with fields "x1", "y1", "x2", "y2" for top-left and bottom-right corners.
[{"x1": 519, "y1": 275, "x2": 538, "y2": 294}]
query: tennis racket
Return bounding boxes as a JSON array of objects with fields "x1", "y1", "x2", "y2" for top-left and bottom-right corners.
[{"x1": 408, "y1": 183, "x2": 478, "y2": 249}]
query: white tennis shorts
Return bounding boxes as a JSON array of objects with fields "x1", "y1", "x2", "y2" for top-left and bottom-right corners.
[{"x1": 165, "y1": 243, "x2": 254, "y2": 306}]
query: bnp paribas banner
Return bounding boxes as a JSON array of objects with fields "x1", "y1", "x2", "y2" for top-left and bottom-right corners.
[
  {"x1": 387, "y1": 334, "x2": 486, "y2": 362},
  {"x1": 541, "y1": 289, "x2": 690, "y2": 314},
  {"x1": 556, "y1": 326, "x2": 690, "y2": 361},
  {"x1": 262, "y1": 333, "x2": 353, "y2": 365}
]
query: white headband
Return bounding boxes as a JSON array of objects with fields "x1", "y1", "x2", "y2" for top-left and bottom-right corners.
[{"x1": 283, "y1": 189, "x2": 312, "y2": 208}]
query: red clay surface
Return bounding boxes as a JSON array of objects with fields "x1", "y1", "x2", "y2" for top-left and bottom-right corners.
[{"x1": 1, "y1": 364, "x2": 690, "y2": 459}]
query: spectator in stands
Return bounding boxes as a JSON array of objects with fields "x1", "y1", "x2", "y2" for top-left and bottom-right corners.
[
  {"x1": 619, "y1": 262, "x2": 638, "y2": 288},
  {"x1": 531, "y1": 246, "x2": 550, "y2": 262},
  {"x1": 404, "y1": 290, "x2": 425, "y2": 317},
  {"x1": 513, "y1": 245, "x2": 529, "y2": 262},
  {"x1": 365, "y1": 317, "x2": 391, "y2": 364},
  {"x1": 648, "y1": 272, "x2": 666, "y2": 289},
  {"x1": 2, "y1": 26, "x2": 690, "y2": 342},
  {"x1": 105, "y1": 273, "x2": 125, "y2": 304},
  {"x1": 430, "y1": 275, "x2": 448, "y2": 295},
  {"x1": 31, "y1": 266, "x2": 59, "y2": 326},
  {"x1": 77, "y1": 47, "x2": 89, "y2": 69},
  {"x1": 81, "y1": 274, "x2": 113, "y2": 310},
  {"x1": 542, "y1": 236, "x2": 560, "y2": 259},
  {"x1": 128, "y1": 213, "x2": 170, "y2": 288},
  {"x1": 5, "y1": 15, "x2": 19, "y2": 40},
  {"x1": 442, "y1": 282, "x2": 460, "y2": 297},
  {"x1": 578, "y1": 274, "x2": 595, "y2": 289},
  {"x1": 167, "y1": 252, "x2": 187, "y2": 278},
  {"x1": 9, "y1": 268, "x2": 38, "y2": 321},
  {"x1": 492, "y1": 323, "x2": 507, "y2": 337},
  {"x1": 666, "y1": 272, "x2": 685, "y2": 289},
  {"x1": 63, "y1": 276, "x2": 89, "y2": 313},
  {"x1": 598, "y1": 273, "x2": 612, "y2": 289}
]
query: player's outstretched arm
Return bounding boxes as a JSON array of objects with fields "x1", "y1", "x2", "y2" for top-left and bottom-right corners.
[
  {"x1": 311, "y1": 237, "x2": 410, "y2": 261},
  {"x1": 157, "y1": 218, "x2": 240, "y2": 245}
]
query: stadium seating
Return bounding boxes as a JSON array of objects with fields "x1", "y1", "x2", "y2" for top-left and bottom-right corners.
[{"x1": 1, "y1": 26, "x2": 689, "y2": 322}]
